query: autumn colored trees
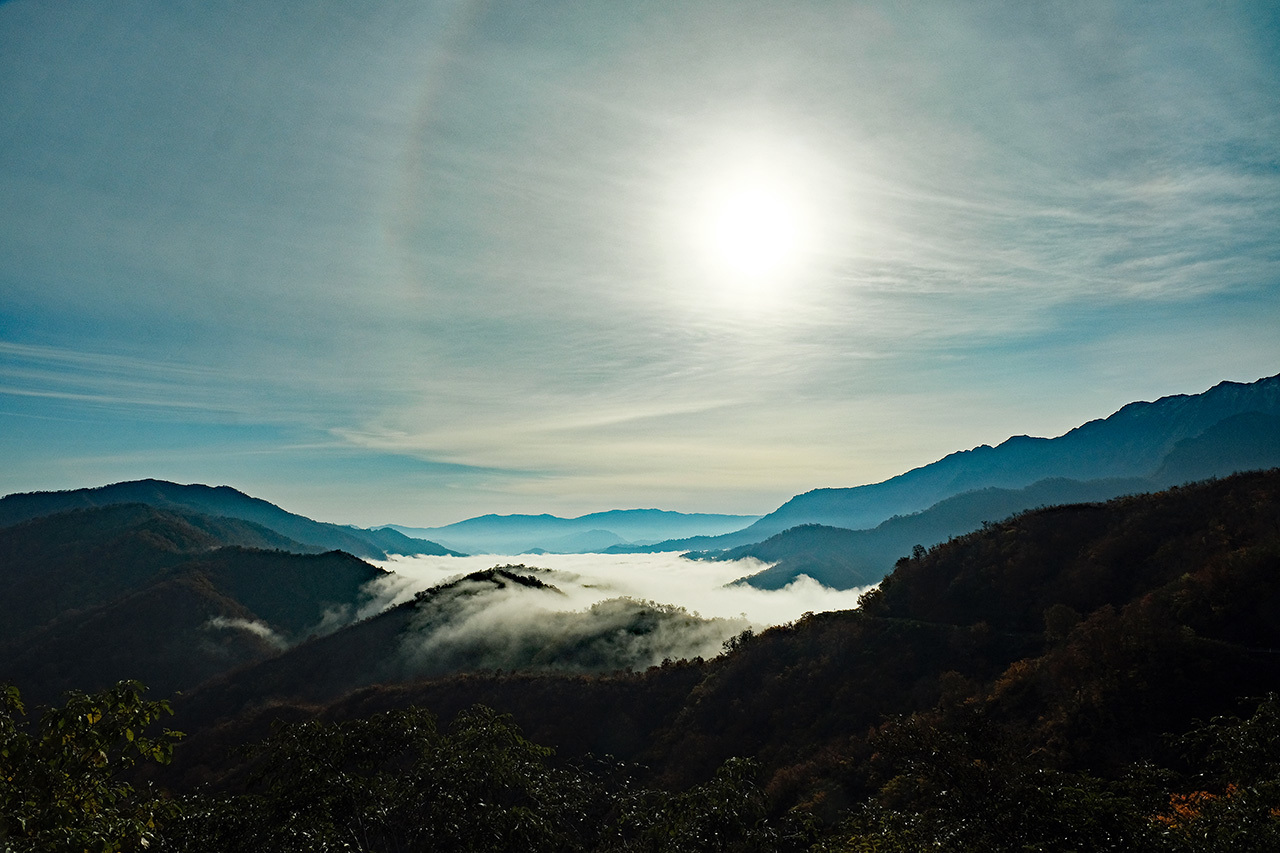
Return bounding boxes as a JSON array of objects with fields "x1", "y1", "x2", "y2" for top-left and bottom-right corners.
[{"x1": 8, "y1": 680, "x2": 1280, "y2": 852}]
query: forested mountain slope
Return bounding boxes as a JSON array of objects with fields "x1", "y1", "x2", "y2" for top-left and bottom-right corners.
[
  {"x1": 0, "y1": 479, "x2": 458, "y2": 559},
  {"x1": 9, "y1": 471, "x2": 1280, "y2": 850},
  {"x1": 0, "y1": 504, "x2": 387, "y2": 704},
  {"x1": 0, "y1": 503, "x2": 310, "y2": 643},
  {"x1": 162, "y1": 470, "x2": 1280, "y2": 814}
]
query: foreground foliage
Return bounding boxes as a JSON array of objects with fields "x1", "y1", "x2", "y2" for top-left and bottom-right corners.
[
  {"x1": 8, "y1": 681, "x2": 1280, "y2": 852},
  {"x1": 157, "y1": 697, "x2": 799, "y2": 853},
  {"x1": 818, "y1": 694, "x2": 1280, "y2": 853},
  {"x1": 0, "y1": 680, "x2": 181, "y2": 852}
]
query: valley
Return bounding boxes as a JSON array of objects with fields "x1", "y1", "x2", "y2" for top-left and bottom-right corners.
[{"x1": 3, "y1": 375, "x2": 1280, "y2": 849}]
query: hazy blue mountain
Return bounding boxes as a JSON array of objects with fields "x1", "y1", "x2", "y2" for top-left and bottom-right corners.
[
  {"x1": 0, "y1": 479, "x2": 459, "y2": 560},
  {"x1": 520, "y1": 528, "x2": 627, "y2": 554},
  {"x1": 617, "y1": 373, "x2": 1280, "y2": 555},
  {"x1": 357, "y1": 524, "x2": 465, "y2": 558},
  {"x1": 727, "y1": 407, "x2": 1280, "y2": 591},
  {"x1": 745, "y1": 374, "x2": 1280, "y2": 536},
  {"x1": 1151, "y1": 410, "x2": 1280, "y2": 486},
  {"x1": 388, "y1": 508, "x2": 760, "y2": 554},
  {"x1": 716, "y1": 476, "x2": 1151, "y2": 590}
]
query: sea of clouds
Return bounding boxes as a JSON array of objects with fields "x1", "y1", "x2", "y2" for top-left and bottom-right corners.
[
  {"x1": 369, "y1": 552, "x2": 870, "y2": 627},
  {"x1": 346, "y1": 552, "x2": 873, "y2": 675}
]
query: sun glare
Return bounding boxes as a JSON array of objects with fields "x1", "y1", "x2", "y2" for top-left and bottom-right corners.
[
  {"x1": 705, "y1": 181, "x2": 805, "y2": 280},
  {"x1": 661, "y1": 129, "x2": 836, "y2": 315}
]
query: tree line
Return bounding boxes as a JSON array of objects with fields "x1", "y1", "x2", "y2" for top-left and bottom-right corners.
[{"x1": 5, "y1": 679, "x2": 1280, "y2": 852}]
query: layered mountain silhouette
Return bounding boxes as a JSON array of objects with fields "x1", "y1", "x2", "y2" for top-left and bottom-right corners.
[
  {"x1": 0, "y1": 503, "x2": 388, "y2": 705},
  {"x1": 632, "y1": 373, "x2": 1280, "y2": 588},
  {"x1": 163, "y1": 468, "x2": 1280, "y2": 803},
  {"x1": 695, "y1": 476, "x2": 1148, "y2": 590},
  {"x1": 1152, "y1": 410, "x2": 1280, "y2": 484},
  {"x1": 713, "y1": 475, "x2": 1159, "y2": 590},
  {"x1": 180, "y1": 566, "x2": 747, "y2": 719},
  {"x1": 3, "y1": 372, "x2": 1278, "y2": 715},
  {"x1": 161, "y1": 467, "x2": 1280, "y2": 743},
  {"x1": 622, "y1": 374, "x2": 1280, "y2": 557},
  {"x1": 0, "y1": 478, "x2": 460, "y2": 560},
  {"x1": 388, "y1": 508, "x2": 760, "y2": 555},
  {"x1": 746, "y1": 373, "x2": 1280, "y2": 535}
]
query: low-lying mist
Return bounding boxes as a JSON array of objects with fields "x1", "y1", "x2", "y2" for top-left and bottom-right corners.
[
  {"x1": 371, "y1": 552, "x2": 871, "y2": 627},
  {"x1": 349, "y1": 553, "x2": 873, "y2": 676}
]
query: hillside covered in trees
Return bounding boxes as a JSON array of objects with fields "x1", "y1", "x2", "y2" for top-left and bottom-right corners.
[{"x1": 7, "y1": 469, "x2": 1278, "y2": 850}]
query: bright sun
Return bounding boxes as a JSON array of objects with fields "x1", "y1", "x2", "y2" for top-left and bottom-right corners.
[
  {"x1": 683, "y1": 159, "x2": 822, "y2": 308},
  {"x1": 704, "y1": 182, "x2": 805, "y2": 280},
  {"x1": 660, "y1": 126, "x2": 840, "y2": 316}
]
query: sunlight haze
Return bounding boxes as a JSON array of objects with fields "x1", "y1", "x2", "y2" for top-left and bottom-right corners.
[{"x1": 1, "y1": 0, "x2": 1277, "y2": 526}]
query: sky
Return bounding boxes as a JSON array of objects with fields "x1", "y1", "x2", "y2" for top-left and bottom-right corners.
[{"x1": 2, "y1": 0, "x2": 1278, "y2": 527}]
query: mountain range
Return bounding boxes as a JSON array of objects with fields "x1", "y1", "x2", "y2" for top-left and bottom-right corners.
[
  {"x1": 159, "y1": 467, "x2": 1280, "y2": 821},
  {"x1": 4, "y1": 374, "x2": 1280, "y2": 853},
  {"x1": 695, "y1": 476, "x2": 1149, "y2": 590},
  {"x1": 7, "y1": 462, "x2": 1278, "y2": 850},
  {"x1": 740, "y1": 373, "x2": 1280, "y2": 537},
  {"x1": 5, "y1": 373, "x2": 1280, "y2": 846},
  {"x1": 0, "y1": 479, "x2": 460, "y2": 560},
  {"x1": 334, "y1": 373, "x2": 1280, "y2": 564},
  {"x1": 2, "y1": 372, "x2": 1278, "y2": 711},
  {"x1": 14, "y1": 372, "x2": 1263, "y2": 576},
  {"x1": 387, "y1": 508, "x2": 761, "y2": 555},
  {"x1": 653, "y1": 374, "x2": 1280, "y2": 588}
]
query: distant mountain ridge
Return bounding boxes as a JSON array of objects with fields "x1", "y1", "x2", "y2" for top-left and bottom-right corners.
[
  {"x1": 0, "y1": 479, "x2": 460, "y2": 560},
  {"x1": 712, "y1": 476, "x2": 1152, "y2": 590},
  {"x1": 616, "y1": 372, "x2": 1280, "y2": 556},
  {"x1": 1152, "y1": 410, "x2": 1280, "y2": 485},
  {"x1": 388, "y1": 508, "x2": 760, "y2": 555},
  {"x1": 750, "y1": 373, "x2": 1280, "y2": 533},
  {"x1": 716, "y1": 390, "x2": 1280, "y2": 589}
]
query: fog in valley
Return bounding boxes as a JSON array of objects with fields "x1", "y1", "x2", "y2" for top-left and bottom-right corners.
[
  {"x1": 352, "y1": 553, "x2": 873, "y2": 674},
  {"x1": 372, "y1": 552, "x2": 870, "y2": 625}
]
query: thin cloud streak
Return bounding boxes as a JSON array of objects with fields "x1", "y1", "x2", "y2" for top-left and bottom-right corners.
[{"x1": 1, "y1": 1, "x2": 1277, "y2": 524}]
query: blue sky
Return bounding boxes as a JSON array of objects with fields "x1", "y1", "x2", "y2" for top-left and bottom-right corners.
[{"x1": 2, "y1": 0, "x2": 1278, "y2": 526}]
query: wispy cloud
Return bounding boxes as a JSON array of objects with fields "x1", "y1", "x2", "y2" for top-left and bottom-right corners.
[
  {"x1": 203, "y1": 615, "x2": 289, "y2": 651},
  {"x1": 2, "y1": 0, "x2": 1277, "y2": 524}
]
